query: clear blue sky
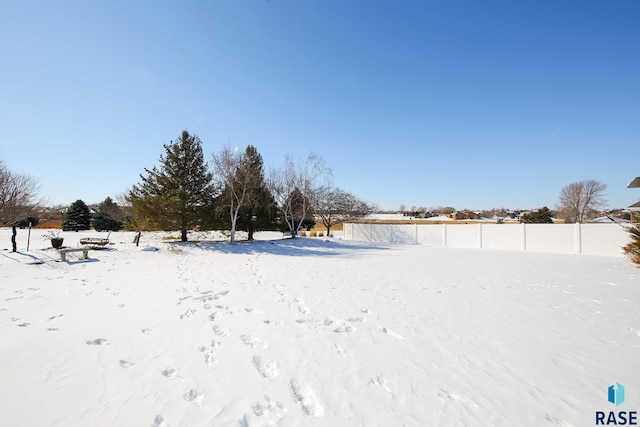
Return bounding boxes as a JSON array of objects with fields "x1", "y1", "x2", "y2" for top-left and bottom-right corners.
[{"x1": 1, "y1": 0, "x2": 639, "y2": 211}]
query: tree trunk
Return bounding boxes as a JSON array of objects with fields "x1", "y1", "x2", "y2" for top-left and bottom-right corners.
[
  {"x1": 230, "y1": 207, "x2": 237, "y2": 244},
  {"x1": 11, "y1": 225, "x2": 17, "y2": 252},
  {"x1": 181, "y1": 224, "x2": 188, "y2": 242}
]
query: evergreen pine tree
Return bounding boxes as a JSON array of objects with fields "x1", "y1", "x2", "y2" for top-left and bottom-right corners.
[
  {"x1": 129, "y1": 130, "x2": 215, "y2": 241},
  {"x1": 520, "y1": 206, "x2": 554, "y2": 224},
  {"x1": 93, "y1": 197, "x2": 124, "y2": 231},
  {"x1": 623, "y1": 224, "x2": 640, "y2": 265},
  {"x1": 62, "y1": 200, "x2": 91, "y2": 231},
  {"x1": 235, "y1": 146, "x2": 278, "y2": 240}
]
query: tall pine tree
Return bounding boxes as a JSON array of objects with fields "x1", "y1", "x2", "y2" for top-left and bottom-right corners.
[{"x1": 129, "y1": 130, "x2": 215, "y2": 242}]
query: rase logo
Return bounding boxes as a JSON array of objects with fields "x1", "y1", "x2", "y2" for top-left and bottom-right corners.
[
  {"x1": 596, "y1": 382, "x2": 637, "y2": 425},
  {"x1": 610, "y1": 383, "x2": 626, "y2": 406}
]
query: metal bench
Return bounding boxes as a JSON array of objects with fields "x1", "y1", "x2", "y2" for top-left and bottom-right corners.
[
  {"x1": 79, "y1": 231, "x2": 111, "y2": 247},
  {"x1": 79, "y1": 237, "x2": 109, "y2": 247},
  {"x1": 58, "y1": 247, "x2": 91, "y2": 262}
]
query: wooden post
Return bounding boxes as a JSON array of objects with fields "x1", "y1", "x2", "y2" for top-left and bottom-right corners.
[
  {"x1": 27, "y1": 222, "x2": 32, "y2": 251},
  {"x1": 11, "y1": 225, "x2": 17, "y2": 252}
]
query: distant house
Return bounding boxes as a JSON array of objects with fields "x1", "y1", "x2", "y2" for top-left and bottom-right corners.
[
  {"x1": 590, "y1": 216, "x2": 630, "y2": 223},
  {"x1": 447, "y1": 210, "x2": 481, "y2": 220}
]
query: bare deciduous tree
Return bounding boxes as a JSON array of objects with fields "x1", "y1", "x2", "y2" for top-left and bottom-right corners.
[
  {"x1": 212, "y1": 145, "x2": 256, "y2": 244},
  {"x1": 268, "y1": 154, "x2": 331, "y2": 238},
  {"x1": 0, "y1": 160, "x2": 41, "y2": 226},
  {"x1": 0, "y1": 160, "x2": 42, "y2": 252},
  {"x1": 556, "y1": 179, "x2": 607, "y2": 223},
  {"x1": 315, "y1": 187, "x2": 376, "y2": 235}
]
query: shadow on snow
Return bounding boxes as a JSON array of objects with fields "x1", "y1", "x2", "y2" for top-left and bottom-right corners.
[{"x1": 165, "y1": 237, "x2": 391, "y2": 257}]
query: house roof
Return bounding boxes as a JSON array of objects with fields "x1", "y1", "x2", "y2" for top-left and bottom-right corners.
[
  {"x1": 628, "y1": 200, "x2": 640, "y2": 211},
  {"x1": 591, "y1": 216, "x2": 630, "y2": 223},
  {"x1": 628, "y1": 177, "x2": 640, "y2": 188}
]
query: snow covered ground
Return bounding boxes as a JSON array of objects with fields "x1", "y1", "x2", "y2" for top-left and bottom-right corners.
[{"x1": 1, "y1": 228, "x2": 639, "y2": 427}]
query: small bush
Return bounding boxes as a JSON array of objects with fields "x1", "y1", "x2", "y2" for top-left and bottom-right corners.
[
  {"x1": 310, "y1": 231, "x2": 317, "y2": 237},
  {"x1": 623, "y1": 224, "x2": 640, "y2": 266}
]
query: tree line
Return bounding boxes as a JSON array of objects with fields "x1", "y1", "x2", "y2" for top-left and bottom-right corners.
[
  {"x1": 127, "y1": 130, "x2": 375, "y2": 242},
  {"x1": 0, "y1": 132, "x2": 634, "y2": 240},
  {"x1": 0, "y1": 131, "x2": 376, "y2": 244}
]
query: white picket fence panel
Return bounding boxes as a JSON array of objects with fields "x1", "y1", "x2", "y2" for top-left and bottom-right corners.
[{"x1": 343, "y1": 223, "x2": 632, "y2": 257}]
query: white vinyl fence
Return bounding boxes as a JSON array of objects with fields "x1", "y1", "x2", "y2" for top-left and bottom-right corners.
[{"x1": 343, "y1": 223, "x2": 632, "y2": 257}]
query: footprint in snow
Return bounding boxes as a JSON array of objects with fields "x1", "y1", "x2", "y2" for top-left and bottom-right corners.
[
  {"x1": 17, "y1": 322, "x2": 31, "y2": 327},
  {"x1": 240, "y1": 395, "x2": 285, "y2": 427},
  {"x1": 252, "y1": 355, "x2": 278, "y2": 378},
  {"x1": 241, "y1": 334, "x2": 268, "y2": 349},
  {"x1": 213, "y1": 290, "x2": 229, "y2": 300},
  {"x1": 298, "y1": 306, "x2": 311, "y2": 315},
  {"x1": 212, "y1": 325, "x2": 230, "y2": 337},
  {"x1": 204, "y1": 351, "x2": 216, "y2": 365},
  {"x1": 152, "y1": 415, "x2": 168, "y2": 427},
  {"x1": 161, "y1": 367, "x2": 177, "y2": 378},
  {"x1": 438, "y1": 388, "x2": 479, "y2": 408},
  {"x1": 119, "y1": 360, "x2": 135, "y2": 368},
  {"x1": 290, "y1": 378, "x2": 324, "y2": 417},
  {"x1": 183, "y1": 388, "x2": 204, "y2": 406},
  {"x1": 369, "y1": 375, "x2": 392, "y2": 393},
  {"x1": 85, "y1": 338, "x2": 108, "y2": 345},
  {"x1": 334, "y1": 344, "x2": 350, "y2": 357},
  {"x1": 382, "y1": 326, "x2": 404, "y2": 340}
]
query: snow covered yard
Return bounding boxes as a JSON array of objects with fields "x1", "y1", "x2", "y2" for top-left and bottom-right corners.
[{"x1": 1, "y1": 229, "x2": 638, "y2": 427}]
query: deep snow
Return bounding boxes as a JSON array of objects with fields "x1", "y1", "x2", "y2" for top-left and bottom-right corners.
[{"x1": 1, "y1": 228, "x2": 639, "y2": 427}]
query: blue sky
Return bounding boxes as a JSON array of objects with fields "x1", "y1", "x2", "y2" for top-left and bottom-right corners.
[{"x1": 1, "y1": 0, "x2": 639, "y2": 211}]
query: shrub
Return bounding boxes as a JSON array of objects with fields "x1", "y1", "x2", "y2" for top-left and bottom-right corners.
[
  {"x1": 16, "y1": 216, "x2": 39, "y2": 228},
  {"x1": 623, "y1": 224, "x2": 640, "y2": 266}
]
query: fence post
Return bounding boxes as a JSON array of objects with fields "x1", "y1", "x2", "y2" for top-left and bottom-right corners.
[
  {"x1": 443, "y1": 223, "x2": 448, "y2": 247},
  {"x1": 521, "y1": 223, "x2": 527, "y2": 251},
  {"x1": 575, "y1": 223, "x2": 582, "y2": 254},
  {"x1": 415, "y1": 223, "x2": 418, "y2": 245},
  {"x1": 478, "y1": 223, "x2": 483, "y2": 248}
]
